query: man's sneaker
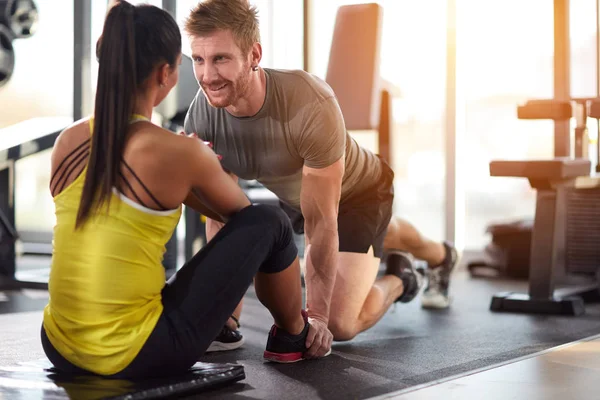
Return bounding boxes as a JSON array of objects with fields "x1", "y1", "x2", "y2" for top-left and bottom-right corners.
[
  {"x1": 385, "y1": 251, "x2": 424, "y2": 303},
  {"x1": 206, "y1": 325, "x2": 245, "y2": 352},
  {"x1": 422, "y1": 241, "x2": 459, "y2": 309},
  {"x1": 263, "y1": 310, "x2": 331, "y2": 363}
]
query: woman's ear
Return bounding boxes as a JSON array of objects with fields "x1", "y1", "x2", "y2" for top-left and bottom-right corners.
[{"x1": 158, "y1": 63, "x2": 170, "y2": 87}]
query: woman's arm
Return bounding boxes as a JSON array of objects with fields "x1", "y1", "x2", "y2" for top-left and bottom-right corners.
[{"x1": 182, "y1": 138, "x2": 251, "y2": 222}]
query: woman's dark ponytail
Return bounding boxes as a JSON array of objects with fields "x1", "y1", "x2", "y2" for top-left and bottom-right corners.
[
  {"x1": 75, "y1": 1, "x2": 181, "y2": 227},
  {"x1": 76, "y1": 1, "x2": 137, "y2": 228}
]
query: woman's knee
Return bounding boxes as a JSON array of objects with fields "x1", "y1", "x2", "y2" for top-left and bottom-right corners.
[
  {"x1": 242, "y1": 204, "x2": 292, "y2": 237},
  {"x1": 239, "y1": 204, "x2": 287, "y2": 224},
  {"x1": 240, "y1": 205, "x2": 296, "y2": 274}
]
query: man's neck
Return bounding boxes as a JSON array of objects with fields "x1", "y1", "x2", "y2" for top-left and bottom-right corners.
[{"x1": 226, "y1": 68, "x2": 267, "y2": 117}]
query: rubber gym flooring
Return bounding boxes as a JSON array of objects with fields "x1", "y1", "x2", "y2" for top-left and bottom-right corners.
[{"x1": 2, "y1": 254, "x2": 600, "y2": 399}]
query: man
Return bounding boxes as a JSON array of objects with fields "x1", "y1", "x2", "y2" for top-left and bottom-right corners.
[{"x1": 183, "y1": 0, "x2": 458, "y2": 356}]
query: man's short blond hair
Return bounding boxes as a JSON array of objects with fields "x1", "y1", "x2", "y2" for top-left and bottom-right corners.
[{"x1": 184, "y1": 0, "x2": 261, "y2": 55}]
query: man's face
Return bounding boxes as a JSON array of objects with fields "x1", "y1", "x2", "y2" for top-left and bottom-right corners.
[{"x1": 189, "y1": 29, "x2": 252, "y2": 108}]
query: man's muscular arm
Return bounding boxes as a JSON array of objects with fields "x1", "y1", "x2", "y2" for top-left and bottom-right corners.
[
  {"x1": 301, "y1": 156, "x2": 344, "y2": 357},
  {"x1": 294, "y1": 94, "x2": 346, "y2": 357}
]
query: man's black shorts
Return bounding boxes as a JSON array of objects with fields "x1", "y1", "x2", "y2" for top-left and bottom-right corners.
[{"x1": 280, "y1": 157, "x2": 394, "y2": 258}]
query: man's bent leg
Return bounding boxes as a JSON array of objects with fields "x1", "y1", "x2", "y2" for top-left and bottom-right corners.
[
  {"x1": 383, "y1": 216, "x2": 459, "y2": 309},
  {"x1": 328, "y1": 174, "x2": 422, "y2": 339},
  {"x1": 328, "y1": 250, "x2": 395, "y2": 340},
  {"x1": 383, "y1": 217, "x2": 445, "y2": 265},
  {"x1": 327, "y1": 248, "x2": 421, "y2": 341}
]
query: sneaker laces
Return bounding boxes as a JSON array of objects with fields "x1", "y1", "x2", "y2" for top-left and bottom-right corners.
[{"x1": 427, "y1": 267, "x2": 444, "y2": 290}]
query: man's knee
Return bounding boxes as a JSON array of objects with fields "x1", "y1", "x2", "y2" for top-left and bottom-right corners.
[{"x1": 328, "y1": 316, "x2": 358, "y2": 341}]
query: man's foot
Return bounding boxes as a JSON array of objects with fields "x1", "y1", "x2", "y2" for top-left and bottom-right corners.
[
  {"x1": 422, "y1": 241, "x2": 458, "y2": 309},
  {"x1": 206, "y1": 325, "x2": 245, "y2": 352},
  {"x1": 263, "y1": 310, "x2": 331, "y2": 363},
  {"x1": 385, "y1": 251, "x2": 424, "y2": 303}
]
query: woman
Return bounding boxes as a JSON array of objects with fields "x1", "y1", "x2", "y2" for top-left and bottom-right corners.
[{"x1": 42, "y1": 1, "x2": 324, "y2": 379}]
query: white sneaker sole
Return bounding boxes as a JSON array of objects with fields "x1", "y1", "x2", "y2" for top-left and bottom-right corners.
[
  {"x1": 206, "y1": 337, "x2": 245, "y2": 353},
  {"x1": 421, "y1": 248, "x2": 461, "y2": 309},
  {"x1": 421, "y1": 293, "x2": 451, "y2": 309}
]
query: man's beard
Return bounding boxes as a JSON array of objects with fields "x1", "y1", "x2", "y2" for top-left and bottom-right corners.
[{"x1": 202, "y1": 64, "x2": 251, "y2": 109}]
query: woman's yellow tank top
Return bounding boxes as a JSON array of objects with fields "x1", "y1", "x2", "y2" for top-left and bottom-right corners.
[{"x1": 42, "y1": 117, "x2": 182, "y2": 375}]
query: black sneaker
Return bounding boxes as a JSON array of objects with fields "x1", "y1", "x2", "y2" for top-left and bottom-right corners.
[
  {"x1": 385, "y1": 251, "x2": 424, "y2": 303},
  {"x1": 422, "y1": 241, "x2": 459, "y2": 309},
  {"x1": 263, "y1": 310, "x2": 331, "y2": 363},
  {"x1": 206, "y1": 325, "x2": 245, "y2": 352}
]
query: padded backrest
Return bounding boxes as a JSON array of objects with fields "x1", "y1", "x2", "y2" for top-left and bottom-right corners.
[{"x1": 325, "y1": 3, "x2": 383, "y2": 130}]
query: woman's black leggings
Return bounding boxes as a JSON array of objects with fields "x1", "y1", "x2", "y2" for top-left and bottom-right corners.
[{"x1": 41, "y1": 204, "x2": 298, "y2": 379}]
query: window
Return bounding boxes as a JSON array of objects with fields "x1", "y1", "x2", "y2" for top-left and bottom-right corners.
[
  {"x1": 459, "y1": 0, "x2": 554, "y2": 249},
  {"x1": 310, "y1": 0, "x2": 447, "y2": 240},
  {"x1": 0, "y1": 0, "x2": 75, "y2": 232},
  {"x1": 176, "y1": 0, "x2": 303, "y2": 70},
  {"x1": 0, "y1": 0, "x2": 73, "y2": 128},
  {"x1": 571, "y1": 0, "x2": 598, "y2": 168}
]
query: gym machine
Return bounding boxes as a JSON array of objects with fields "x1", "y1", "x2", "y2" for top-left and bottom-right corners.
[
  {"x1": 489, "y1": 99, "x2": 600, "y2": 315},
  {"x1": 481, "y1": 0, "x2": 600, "y2": 315},
  {"x1": 0, "y1": 0, "x2": 38, "y2": 87}
]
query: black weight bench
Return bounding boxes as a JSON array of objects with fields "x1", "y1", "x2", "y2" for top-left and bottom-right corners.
[
  {"x1": 0, "y1": 117, "x2": 72, "y2": 291},
  {"x1": 488, "y1": 158, "x2": 599, "y2": 315}
]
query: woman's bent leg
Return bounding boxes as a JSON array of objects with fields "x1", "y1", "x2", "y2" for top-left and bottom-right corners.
[{"x1": 118, "y1": 204, "x2": 304, "y2": 378}]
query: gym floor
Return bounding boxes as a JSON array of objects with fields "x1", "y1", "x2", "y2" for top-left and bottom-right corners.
[{"x1": 1, "y1": 254, "x2": 600, "y2": 399}]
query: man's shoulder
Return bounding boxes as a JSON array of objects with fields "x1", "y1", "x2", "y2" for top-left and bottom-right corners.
[
  {"x1": 188, "y1": 89, "x2": 209, "y2": 114},
  {"x1": 266, "y1": 68, "x2": 336, "y2": 102},
  {"x1": 185, "y1": 89, "x2": 218, "y2": 134}
]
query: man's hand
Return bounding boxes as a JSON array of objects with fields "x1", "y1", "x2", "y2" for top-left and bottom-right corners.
[{"x1": 304, "y1": 317, "x2": 333, "y2": 358}]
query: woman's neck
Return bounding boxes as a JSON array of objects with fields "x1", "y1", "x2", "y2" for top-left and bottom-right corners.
[{"x1": 133, "y1": 92, "x2": 156, "y2": 121}]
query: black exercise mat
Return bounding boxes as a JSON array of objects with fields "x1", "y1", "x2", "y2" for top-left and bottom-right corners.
[
  {"x1": 4, "y1": 265, "x2": 600, "y2": 399},
  {"x1": 197, "y1": 270, "x2": 600, "y2": 400},
  {"x1": 0, "y1": 359, "x2": 245, "y2": 399}
]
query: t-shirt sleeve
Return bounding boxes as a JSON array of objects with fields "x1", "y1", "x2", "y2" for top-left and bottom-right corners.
[
  {"x1": 183, "y1": 92, "x2": 210, "y2": 142},
  {"x1": 296, "y1": 96, "x2": 346, "y2": 169},
  {"x1": 183, "y1": 95, "x2": 197, "y2": 134}
]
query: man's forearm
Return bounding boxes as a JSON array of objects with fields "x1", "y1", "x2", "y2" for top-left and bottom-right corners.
[{"x1": 304, "y1": 224, "x2": 338, "y2": 323}]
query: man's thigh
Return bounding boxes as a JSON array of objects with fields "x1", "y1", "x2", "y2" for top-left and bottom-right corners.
[
  {"x1": 337, "y1": 192, "x2": 393, "y2": 258},
  {"x1": 279, "y1": 195, "x2": 393, "y2": 258}
]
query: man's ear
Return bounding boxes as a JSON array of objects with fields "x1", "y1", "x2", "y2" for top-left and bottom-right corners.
[{"x1": 251, "y1": 42, "x2": 262, "y2": 67}]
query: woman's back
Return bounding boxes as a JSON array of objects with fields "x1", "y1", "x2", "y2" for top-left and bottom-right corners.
[{"x1": 44, "y1": 117, "x2": 185, "y2": 374}]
